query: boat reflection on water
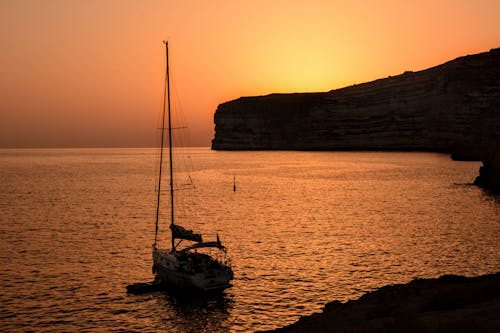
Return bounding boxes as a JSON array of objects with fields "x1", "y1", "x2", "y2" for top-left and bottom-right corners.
[{"x1": 155, "y1": 285, "x2": 233, "y2": 332}]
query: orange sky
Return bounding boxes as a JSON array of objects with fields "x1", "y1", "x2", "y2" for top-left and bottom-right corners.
[{"x1": 1, "y1": 0, "x2": 499, "y2": 147}]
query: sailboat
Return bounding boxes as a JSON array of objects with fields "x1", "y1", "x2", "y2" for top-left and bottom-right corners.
[{"x1": 152, "y1": 41, "x2": 233, "y2": 292}]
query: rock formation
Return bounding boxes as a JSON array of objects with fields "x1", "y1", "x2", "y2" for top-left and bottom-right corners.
[
  {"x1": 259, "y1": 272, "x2": 500, "y2": 333},
  {"x1": 473, "y1": 148, "x2": 500, "y2": 191},
  {"x1": 212, "y1": 47, "x2": 500, "y2": 191}
]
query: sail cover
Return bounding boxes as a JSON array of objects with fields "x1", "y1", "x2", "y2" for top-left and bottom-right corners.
[{"x1": 170, "y1": 224, "x2": 203, "y2": 243}]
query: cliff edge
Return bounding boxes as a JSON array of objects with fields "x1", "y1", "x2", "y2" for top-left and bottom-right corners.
[
  {"x1": 212, "y1": 48, "x2": 500, "y2": 191},
  {"x1": 259, "y1": 272, "x2": 500, "y2": 333}
]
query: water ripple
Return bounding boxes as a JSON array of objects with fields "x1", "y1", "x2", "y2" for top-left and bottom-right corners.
[{"x1": 0, "y1": 149, "x2": 498, "y2": 332}]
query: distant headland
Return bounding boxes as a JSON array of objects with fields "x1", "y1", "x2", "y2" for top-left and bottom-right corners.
[{"x1": 212, "y1": 47, "x2": 500, "y2": 191}]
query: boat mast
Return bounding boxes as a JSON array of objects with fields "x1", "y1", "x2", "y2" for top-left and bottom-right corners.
[
  {"x1": 165, "y1": 41, "x2": 176, "y2": 251},
  {"x1": 153, "y1": 41, "x2": 170, "y2": 246}
]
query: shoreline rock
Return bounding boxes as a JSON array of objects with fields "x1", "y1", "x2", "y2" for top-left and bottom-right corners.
[
  {"x1": 474, "y1": 149, "x2": 500, "y2": 192},
  {"x1": 258, "y1": 272, "x2": 500, "y2": 333}
]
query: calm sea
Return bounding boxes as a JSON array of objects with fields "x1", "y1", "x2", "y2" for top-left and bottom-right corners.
[{"x1": 1, "y1": 148, "x2": 499, "y2": 332}]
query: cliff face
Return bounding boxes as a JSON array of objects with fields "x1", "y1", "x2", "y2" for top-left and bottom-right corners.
[{"x1": 212, "y1": 47, "x2": 500, "y2": 190}]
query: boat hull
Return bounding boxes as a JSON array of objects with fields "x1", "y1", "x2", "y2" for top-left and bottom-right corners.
[{"x1": 153, "y1": 248, "x2": 233, "y2": 292}]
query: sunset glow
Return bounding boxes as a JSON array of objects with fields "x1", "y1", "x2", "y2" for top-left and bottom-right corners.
[{"x1": 1, "y1": 0, "x2": 499, "y2": 147}]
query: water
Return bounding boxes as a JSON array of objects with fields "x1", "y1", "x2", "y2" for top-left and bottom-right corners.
[{"x1": 0, "y1": 148, "x2": 499, "y2": 332}]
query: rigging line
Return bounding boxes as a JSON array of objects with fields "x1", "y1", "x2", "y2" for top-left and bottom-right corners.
[
  {"x1": 171, "y1": 77, "x2": 194, "y2": 176},
  {"x1": 154, "y1": 41, "x2": 169, "y2": 247},
  {"x1": 163, "y1": 48, "x2": 196, "y2": 229},
  {"x1": 166, "y1": 42, "x2": 175, "y2": 236}
]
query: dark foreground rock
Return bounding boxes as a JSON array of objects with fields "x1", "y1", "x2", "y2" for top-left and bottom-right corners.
[
  {"x1": 259, "y1": 272, "x2": 500, "y2": 333},
  {"x1": 212, "y1": 47, "x2": 500, "y2": 191}
]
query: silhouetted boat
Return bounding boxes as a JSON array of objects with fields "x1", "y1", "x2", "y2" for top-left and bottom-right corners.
[{"x1": 151, "y1": 41, "x2": 233, "y2": 292}]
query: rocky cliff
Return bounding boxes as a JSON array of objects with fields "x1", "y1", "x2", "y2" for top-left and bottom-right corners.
[{"x1": 212, "y1": 47, "x2": 500, "y2": 190}]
